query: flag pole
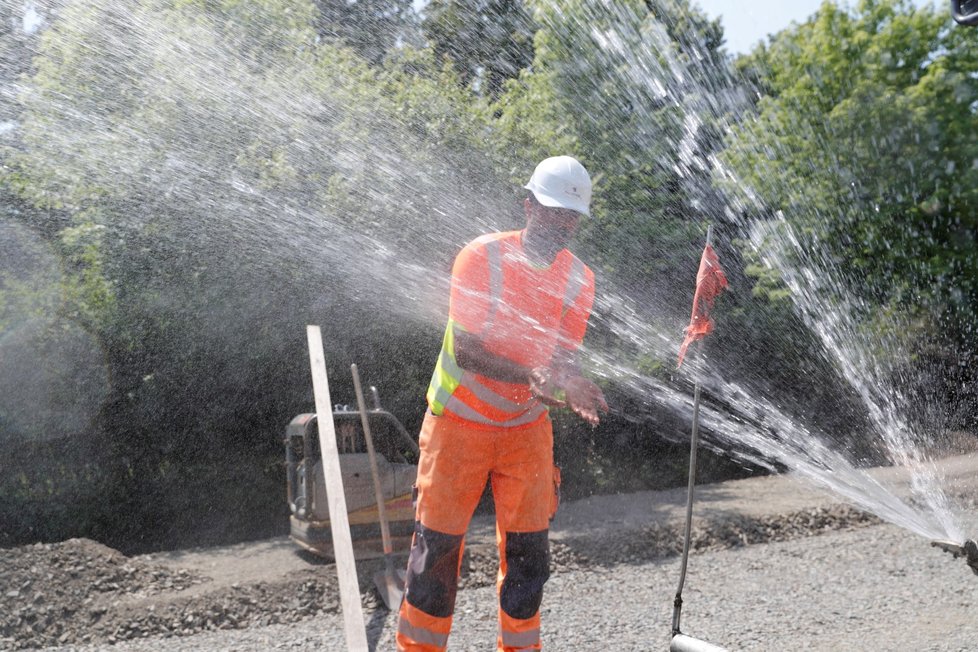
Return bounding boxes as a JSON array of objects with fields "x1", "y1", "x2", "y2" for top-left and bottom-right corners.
[{"x1": 672, "y1": 225, "x2": 712, "y2": 638}]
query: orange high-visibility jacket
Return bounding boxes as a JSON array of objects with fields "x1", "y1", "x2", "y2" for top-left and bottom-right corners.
[{"x1": 426, "y1": 230, "x2": 595, "y2": 429}]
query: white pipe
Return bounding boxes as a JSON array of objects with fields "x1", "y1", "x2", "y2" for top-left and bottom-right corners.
[{"x1": 670, "y1": 634, "x2": 729, "y2": 652}]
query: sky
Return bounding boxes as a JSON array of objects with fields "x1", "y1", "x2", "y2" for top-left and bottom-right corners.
[
  {"x1": 412, "y1": 1, "x2": 943, "y2": 56},
  {"x1": 693, "y1": 0, "x2": 941, "y2": 54}
]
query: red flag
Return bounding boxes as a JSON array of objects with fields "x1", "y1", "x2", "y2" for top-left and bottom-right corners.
[{"x1": 677, "y1": 243, "x2": 727, "y2": 368}]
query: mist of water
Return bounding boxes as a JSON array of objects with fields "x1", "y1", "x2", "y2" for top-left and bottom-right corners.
[
  {"x1": 0, "y1": 220, "x2": 111, "y2": 440},
  {"x1": 0, "y1": 0, "x2": 968, "y2": 541},
  {"x1": 528, "y1": 0, "x2": 966, "y2": 540}
]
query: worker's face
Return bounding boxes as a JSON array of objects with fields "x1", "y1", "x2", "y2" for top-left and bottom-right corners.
[{"x1": 524, "y1": 198, "x2": 581, "y2": 256}]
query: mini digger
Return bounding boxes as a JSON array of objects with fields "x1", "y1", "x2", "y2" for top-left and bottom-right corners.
[{"x1": 284, "y1": 384, "x2": 419, "y2": 561}]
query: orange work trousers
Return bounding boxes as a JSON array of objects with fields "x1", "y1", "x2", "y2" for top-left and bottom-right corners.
[{"x1": 396, "y1": 410, "x2": 557, "y2": 651}]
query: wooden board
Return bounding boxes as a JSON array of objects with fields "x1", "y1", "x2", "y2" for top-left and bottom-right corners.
[{"x1": 306, "y1": 325, "x2": 368, "y2": 651}]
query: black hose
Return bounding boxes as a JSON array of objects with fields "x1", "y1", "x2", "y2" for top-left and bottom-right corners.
[{"x1": 952, "y1": 0, "x2": 978, "y2": 26}]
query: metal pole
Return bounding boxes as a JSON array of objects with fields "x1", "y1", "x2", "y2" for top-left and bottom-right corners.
[
  {"x1": 350, "y1": 364, "x2": 394, "y2": 558},
  {"x1": 672, "y1": 371, "x2": 702, "y2": 635},
  {"x1": 350, "y1": 364, "x2": 391, "y2": 555},
  {"x1": 672, "y1": 226, "x2": 712, "y2": 637},
  {"x1": 352, "y1": 363, "x2": 405, "y2": 609}
]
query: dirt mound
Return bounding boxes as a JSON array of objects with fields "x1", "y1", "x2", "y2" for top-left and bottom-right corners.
[
  {"x1": 0, "y1": 536, "x2": 406, "y2": 650},
  {"x1": 0, "y1": 538, "x2": 208, "y2": 649}
]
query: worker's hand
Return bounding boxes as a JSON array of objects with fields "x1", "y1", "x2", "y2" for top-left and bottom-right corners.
[
  {"x1": 529, "y1": 366, "x2": 567, "y2": 408},
  {"x1": 562, "y1": 376, "x2": 609, "y2": 427}
]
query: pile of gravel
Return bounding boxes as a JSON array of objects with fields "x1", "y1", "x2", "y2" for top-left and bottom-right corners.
[
  {"x1": 0, "y1": 537, "x2": 353, "y2": 650},
  {"x1": 1, "y1": 539, "x2": 204, "y2": 649},
  {"x1": 1, "y1": 505, "x2": 882, "y2": 650}
]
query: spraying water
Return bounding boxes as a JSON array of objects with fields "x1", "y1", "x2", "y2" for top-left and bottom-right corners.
[
  {"x1": 0, "y1": 0, "x2": 969, "y2": 546},
  {"x1": 527, "y1": 0, "x2": 967, "y2": 541}
]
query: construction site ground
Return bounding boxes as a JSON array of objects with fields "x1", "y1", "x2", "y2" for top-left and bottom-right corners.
[{"x1": 4, "y1": 453, "x2": 978, "y2": 650}]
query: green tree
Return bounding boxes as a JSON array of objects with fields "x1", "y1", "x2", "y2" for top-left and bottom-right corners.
[
  {"x1": 315, "y1": 0, "x2": 417, "y2": 64},
  {"x1": 725, "y1": 0, "x2": 977, "y2": 320},
  {"x1": 1, "y1": 0, "x2": 515, "y2": 549},
  {"x1": 422, "y1": 0, "x2": 536, "y2": 98},
  {"x1": 720, "y1": 0, "x2": 978, "y2": 434}
]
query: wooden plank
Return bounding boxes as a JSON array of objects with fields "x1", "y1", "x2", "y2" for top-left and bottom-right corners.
[{"x1": 306, "y1": 325, "x2": 368, "y2": 651}]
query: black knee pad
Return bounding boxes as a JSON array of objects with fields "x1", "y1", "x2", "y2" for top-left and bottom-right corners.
[
  {"x1": 500, "y1": 530, "x2": 551, "y2": 620},
  {"x1": 404, "y1": 522, "x2": 464, "y2": 617}
]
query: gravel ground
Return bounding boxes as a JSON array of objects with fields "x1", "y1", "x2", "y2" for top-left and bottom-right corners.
[
  {"x1": 19, "y1": 512, "x2": 978, "y2": 651},
  {"x1": 8, "y1": 456, "x2": 978, "y2": 651},
  {"x1": 4, "y1": 504, "x2": 882, "y2": 651}
]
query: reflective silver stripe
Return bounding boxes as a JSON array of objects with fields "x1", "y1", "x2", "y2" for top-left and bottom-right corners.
[
  {"x1": 397, "y1": 619, "x2": 449, "y2": 649},
  {"x1": 500, "y1": 626, "x2": 541, "y2": 649},
  {"x1": 482, "y1": 239, "x2": 503, "y2": 335},
  {"x1": 562, "y1": 256, "x2": 588, "y2": 313},
  {"x1": 457, "y1": 372, "x2": 538, "y2": 413},
  {"x1": 427, "y1": 322, "x2": 464, "y2": 414},
  {"x1": 430, "y1": 384, "x2": 453, "y2": 412},
  {"x1": 438, "y1": 329, "x2": 465, "y2": 380},
  {"x1": 444, "y1": 393, "x2": 547, "y2": 428},
  {"x1": 432, "y1": 319, "x2": 544, "y2": 424}
]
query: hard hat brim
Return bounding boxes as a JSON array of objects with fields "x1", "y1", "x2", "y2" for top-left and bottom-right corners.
[{"x1": 525, "y1": 185, "x2": 590, "y2": 218}]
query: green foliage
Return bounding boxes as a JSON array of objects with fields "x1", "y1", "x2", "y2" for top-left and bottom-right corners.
[
  {"x1": 4, "y1": 0, "x2": 974, "y2": 553},
  {"x1": 724, "y1": 0, "x2": 978, "y2": 325},
  {"x1": 171, "y1": 0, "x2": 319, "y2": 62},
  {"x1": 738, "y1": 238, "x2": 792, "y2": 302},
  {"x1": 315, "y1": 0, "x2": 417, "y2": 64},
  {"x1": 0, "y1": 216, "x2": 61, "y2": 336},
  {"x1": 422, "y1": 0, "x2": 536, "y2": 98},
  {"x1": 377, "y1": 48, "x2": 488, "y2": 150},
  {"x1": 57, "y1": 219, "x2": 116, "y2": 330},
  {"x1": 2, "y1": 0, "x2": 510, "y2": 551}
]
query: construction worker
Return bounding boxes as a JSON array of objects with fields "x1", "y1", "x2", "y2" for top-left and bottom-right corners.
[{"x1": 396, "y1": 155, "x2": 608, "y2": 651}]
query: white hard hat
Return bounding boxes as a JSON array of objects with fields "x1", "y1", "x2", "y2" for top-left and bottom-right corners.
[{"x1": 524, "y1": 155, "x2": 592, "y2": 217}]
